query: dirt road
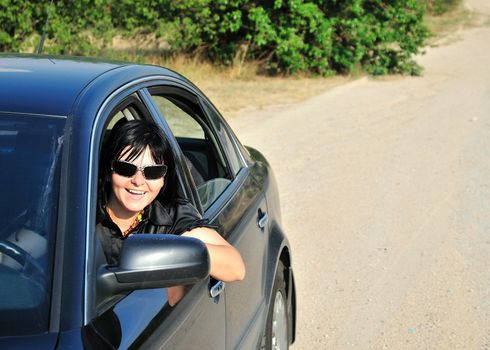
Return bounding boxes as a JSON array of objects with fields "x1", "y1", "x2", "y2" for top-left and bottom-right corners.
[{"x1": 229, "y1": 1, "x2": 490, "y2": 348}]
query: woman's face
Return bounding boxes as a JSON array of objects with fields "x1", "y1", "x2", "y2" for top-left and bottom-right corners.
[{"x1": 108, "y1": 146, "x2": 164, "y2": 217}]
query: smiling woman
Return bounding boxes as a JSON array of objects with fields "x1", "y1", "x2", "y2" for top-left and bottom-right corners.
[
  {"x1": 107, "y1": 146, "x2": 167, "y2": 236},
  {"x1": 96, "y1": 119, "x2": 245, "y2": 305}
]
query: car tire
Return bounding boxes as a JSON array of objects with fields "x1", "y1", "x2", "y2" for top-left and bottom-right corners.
[{"x1": 264, "y1": 261, "x2": 289, "y2": 350}]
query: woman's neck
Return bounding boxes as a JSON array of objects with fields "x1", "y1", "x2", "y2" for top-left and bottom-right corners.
[{"x1": 106, "y1": 199, "x2": 140, "y2": 234}]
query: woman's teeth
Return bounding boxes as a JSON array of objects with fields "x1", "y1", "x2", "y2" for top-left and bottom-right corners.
[{"x1": 127, "y1": 189, "x2": 145, "y2": 195}]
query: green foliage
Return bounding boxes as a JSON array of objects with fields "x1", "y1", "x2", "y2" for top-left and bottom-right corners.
[
  {"x1": 247, "y1": 1, "x2": 335, "y2": 74},
  {"x1": 0, "y1": 0, "x2": 42, "y2": 51},
  {"x1": 319, "y1": 0, "x2": 428, "y2": 75},
  {"x1": 48, "y1": 0, "x2": 118, "y2": 55},
  {"x1": 0, "y1": 0, "x2": 430, "y2": 76}
]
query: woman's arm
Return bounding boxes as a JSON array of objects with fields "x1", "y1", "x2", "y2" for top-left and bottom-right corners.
[{"x1": 182, "y1": 227, "x2": 246, "y2": 282}]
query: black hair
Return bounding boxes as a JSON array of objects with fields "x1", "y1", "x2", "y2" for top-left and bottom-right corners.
[{"x1": 98, "y1": 119, "x2": 178, "y2": 210}]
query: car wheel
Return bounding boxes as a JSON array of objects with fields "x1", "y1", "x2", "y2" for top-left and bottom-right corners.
[{"x1": 265, "y1": 261, "x2": 288, "y2": 350}]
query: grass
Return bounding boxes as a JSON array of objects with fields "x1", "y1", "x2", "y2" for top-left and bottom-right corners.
[{"x1": 192, "y1": 70, "x2": 354, "y2": 119}]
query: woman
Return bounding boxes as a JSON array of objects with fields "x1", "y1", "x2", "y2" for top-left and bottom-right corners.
[{"x1": 96, "y1": 119, "x2": 245, "y2": 305}]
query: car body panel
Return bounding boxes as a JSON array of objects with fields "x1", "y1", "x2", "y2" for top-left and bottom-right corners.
[{"x1": 0, "y1": 334, "x2": 58, "y2": 349}]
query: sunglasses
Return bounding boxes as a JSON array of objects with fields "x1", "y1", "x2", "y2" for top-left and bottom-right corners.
[{"x1": 112, "y1": 160, "x2": 167, "y2": 180}]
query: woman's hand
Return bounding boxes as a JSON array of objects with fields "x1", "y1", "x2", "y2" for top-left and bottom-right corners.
[{"x1": 167, "y1": 285, "x2": 185, "y2": 307}]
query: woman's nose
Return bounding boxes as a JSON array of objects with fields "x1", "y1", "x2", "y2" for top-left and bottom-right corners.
[{"x1": 131, "y1": 170, "x2": 145, "y2": 185}]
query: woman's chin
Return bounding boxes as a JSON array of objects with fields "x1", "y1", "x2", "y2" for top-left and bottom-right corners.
[
  {"x1": 128, "y1": 206, "x2": 146, "y2": 214},
  {"x1": 120, "y1": 201, "x2": 148, "y2": 214}
]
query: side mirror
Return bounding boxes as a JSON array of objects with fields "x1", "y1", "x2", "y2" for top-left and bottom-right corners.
[{"x1": 97, "y1": 234, "x2": 209, "y2": 299}]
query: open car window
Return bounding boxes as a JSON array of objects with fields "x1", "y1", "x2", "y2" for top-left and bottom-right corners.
[{"x1": 149, "y1": 89, "x2": 233, "y2": 211}]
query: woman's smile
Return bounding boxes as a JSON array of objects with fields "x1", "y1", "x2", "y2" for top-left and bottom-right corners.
[{"x1": 126, "y1": 188, "x2": 147, "y2": 196}]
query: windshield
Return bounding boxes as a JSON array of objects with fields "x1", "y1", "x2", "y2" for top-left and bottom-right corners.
[{"x1": 0, "y1": 114, "x2": 65, "y2": 336}]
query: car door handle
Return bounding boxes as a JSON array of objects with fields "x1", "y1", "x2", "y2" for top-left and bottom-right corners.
[
  {"x1": 209, "y1": 280, "x2": 225, "y2": 298},
  {"x1": 257, "y1": 211, "x2": 268, "y2": 229}
]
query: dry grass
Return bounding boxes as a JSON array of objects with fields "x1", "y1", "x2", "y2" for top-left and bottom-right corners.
[
  {"x1": 194, "y1": 74, "x2": 353, "y2": 119},
  {"x1": 424, "y1": 2, "x2": 481, "y2": 45}
]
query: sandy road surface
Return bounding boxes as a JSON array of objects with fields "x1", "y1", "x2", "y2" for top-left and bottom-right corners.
[{"x1": 229, "y1": 2, "x2": 490, "y2": 349}]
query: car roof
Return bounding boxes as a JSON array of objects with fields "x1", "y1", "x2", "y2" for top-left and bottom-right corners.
[{"x1": 0, "y1": 55, "x2": 182, "y2": 117}]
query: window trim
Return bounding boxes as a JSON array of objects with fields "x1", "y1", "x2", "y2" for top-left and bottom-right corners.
[{"x1": 199, "y1": 97, "x2": 247, "y2": 175}]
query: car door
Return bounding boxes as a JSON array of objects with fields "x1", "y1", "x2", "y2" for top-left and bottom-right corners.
[
  {"x1": 145, "y1": 86, "x2": 270, "y2": 349},
  {"x1": 84, "y1": 87, "x2": 226, "y2": 349}
]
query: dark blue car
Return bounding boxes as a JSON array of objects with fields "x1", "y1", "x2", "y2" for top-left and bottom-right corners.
[{"x1": 0, "y1": 55, "x2": 295, "y2": 349}]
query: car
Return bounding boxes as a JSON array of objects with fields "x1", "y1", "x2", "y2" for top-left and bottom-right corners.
[{"x1": 0, "y1": 55, "x2": 296, "y2": 349}]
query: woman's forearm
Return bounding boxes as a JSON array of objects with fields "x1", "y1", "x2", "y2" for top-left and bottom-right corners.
[
  {"x1": 205, "y1": 243, "x2": 245, "y2": 282},
  {"x1": 183, "y1": 227, "x2": 246, "y2": 282}
]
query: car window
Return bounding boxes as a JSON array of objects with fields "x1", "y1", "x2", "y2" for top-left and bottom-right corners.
[
  {"x1": 202, "y1": 100, "x2": 243, "y2": 176},
  {"x1": 155, "y1": 97, "x2": 204, "y2": 139},
  {"x1": 150, "y1": 91, "x2": 232, "y2": 211},
  {"x1": 0, "y1": 114, "x2": 64, "y2": 336}
]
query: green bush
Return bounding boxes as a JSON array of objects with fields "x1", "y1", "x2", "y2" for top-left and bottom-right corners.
[
  {"x1": 0, "y1": 0, "x2": 430, "y2": 76},
  {"x1": 245, "y1": 1, "x2": 335, "y2": 75}
]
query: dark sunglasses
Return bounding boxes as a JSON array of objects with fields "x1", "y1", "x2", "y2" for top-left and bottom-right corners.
[{"x1": 112, "y1": 160, "x2": 167, "y2": 180}]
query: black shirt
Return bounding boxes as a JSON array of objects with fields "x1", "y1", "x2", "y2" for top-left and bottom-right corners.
[{"x1": 96, "y1": 199, "x2": 213, "y2": 265}]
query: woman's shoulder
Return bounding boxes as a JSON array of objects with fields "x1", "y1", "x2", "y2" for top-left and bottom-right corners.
[
  {"x1": 173, "y1": 198, "x2": 202, "y2": 218},
  {"x1": 148, "y1": 198, "x2": 200, "y2": 224},
  {"x1": 148, "y1": 198, "x2": 218, "y2": 235}
]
